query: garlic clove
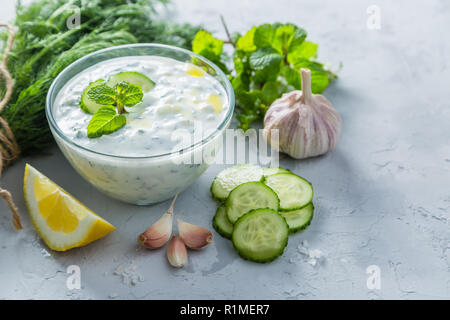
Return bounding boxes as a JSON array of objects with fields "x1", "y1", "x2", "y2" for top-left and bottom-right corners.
[
  {"x1": 167, "y1": 236, "x2": 187, "y2": 268},
  {"x1": 177, "y1": 218, "x2": 213, "y2": 249},
  {"x1": 138, "y1": 194, "x2": 177, "y2": 249},
  {"x1": 263, "y1": 68, "x2": 342, "y2": 159}
]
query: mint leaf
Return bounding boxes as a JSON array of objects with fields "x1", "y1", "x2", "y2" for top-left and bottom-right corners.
[
  {"x1": 249, "y1": 48, "x2": 282, "y2": 69},
  {"x1": 236, "y1": 113, "x2": 257, "y2": 131},
  {"x1": 292, "y1": 59, "x2": 329, "y2": 93},
  {"x1": 234, "y1": 89, "x2": 269, "y2": 129},
  {"x1": 87, "y1": 105, "x2": 126, "y2": 138},
  {"x1": 192, "y1": 30, "x2": 229, "y2": 73},
  {"x1": 193, "y1": 30, "x2": 224, "y2": 57},
  {"x1": 236, "y1": 89, "x2": 261, "y2": 110},
  {"x1": 272, "y1": 25, "x2": 294, "y2": 54},
  {"x1": 231, "y1": 73, "x2": 250, "y2": 92},
  {"x1": 233, "y1": 55, "x2": 245, "y2": 75},
  {"x1": 289, "y1": 40, "x2": 317, "y2": 62},
  {"x1": 87, "y1": 84, "x2": 116, "y2": 105},
  {"x1": 115, "y1": 81, "x2": 129, "y2": 96},
  {"x1": 288, "y1": 26, "x2": 307, "y2": 54},
  {"x1": 122, "y1": 84, "x2": 143, "y2": 106},
  {"x1": 261, "y1": 81, "x2": 282, "y2": 105},
  {"x1": 249, "y1": 48, "x2": 282, "y2": 83},
  {"x1": 282, "y1": 66, "x2": 301, "y2": 89},
  {"x1": 236, "y1": 27, "x2": 257, "y2": 52},
  {"x1": 233, "y1": 50, "x2": 250, "y2": 75},
  {"x1": 253, "y1": 65, "x2": 279, "y2": 83},
  {"x1": 254, "y1": 24, "x2": 275, "y2": 48},
  {"x1": 272, "y1": 24, "x2": 306, "y2": 55},
  {"x1": 114, "y1": 81, "x2": 143, "y2": 108}
]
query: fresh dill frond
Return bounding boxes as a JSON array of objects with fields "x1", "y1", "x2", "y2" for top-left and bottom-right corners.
[{"x1": 0, "y1": 0, "x2": 201, "y2": 155}]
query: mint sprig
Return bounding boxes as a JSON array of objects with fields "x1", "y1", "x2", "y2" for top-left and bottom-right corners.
[
  {"x1": 85, "y1": 80, "x2": 144, "y2": 138},
  {"x1": 87, "y1": 84, "x2": 116, "y2": 105},
  {"x1": 191, "y1": 22, "x2": 338, "y2": 130},
  {"x1": 87, "y1": 81, "x2": 143, "y2": 114},
  {"x1": 192, "y1": 30, "x2": 229, "y2": 73},
  {"x1": 115, "y1": 82, "x2": 144, "y2": 107},
  {"x1": 87, "y1": 105, "x2": 126, "y2": 138}
]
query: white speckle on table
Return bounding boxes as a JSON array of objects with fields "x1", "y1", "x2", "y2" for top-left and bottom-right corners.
[
  {"x1": 298, "y1": 241, "x2": 326, "y2": 267},
  {"x1": 113, "y1": 260, "x2": 143, "y2": 287}
]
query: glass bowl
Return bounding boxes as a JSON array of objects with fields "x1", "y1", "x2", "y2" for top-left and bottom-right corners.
[{"x1": 46, "y1": 44, "x2": 234, "y2": 205}]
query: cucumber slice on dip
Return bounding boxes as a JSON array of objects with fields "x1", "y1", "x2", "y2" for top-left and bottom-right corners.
[
  {"x1": 106, "y1": 72, "x2": 155, "y2": 92},
  {"x1": 79, "y1": 79, "x2": 105, "y2": 114}
]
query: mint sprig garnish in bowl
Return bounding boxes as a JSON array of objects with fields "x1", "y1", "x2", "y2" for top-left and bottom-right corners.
[
  {"x1": 87, "y1": 83, "x2": 117, "y2": 106},
  {"x1": 81, "y1": 73, "x2": 149, "y2": 138},
  {"x1": 87, "y1": 105, "x2": 126, "y2": 138}
]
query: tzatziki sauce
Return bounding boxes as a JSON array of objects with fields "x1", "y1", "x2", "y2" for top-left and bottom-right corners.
[
  {"x1": 53, "y1": 56, "x2": 228, "y2": 157},
  {"x1": 50, "y1": 54, "x2": 231, "y2": 205}
]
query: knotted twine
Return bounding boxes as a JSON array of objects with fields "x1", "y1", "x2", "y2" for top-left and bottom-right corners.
[{"x1": 0, "y1": 23, "x2": 22, "y2": 230}]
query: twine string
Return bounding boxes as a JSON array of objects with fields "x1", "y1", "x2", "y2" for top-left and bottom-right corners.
[{"x1": 0, "y1": 23, "x2": 22, "y2": 230}]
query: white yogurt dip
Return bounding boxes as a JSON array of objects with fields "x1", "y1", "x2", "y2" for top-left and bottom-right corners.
[
  {"x1": 54, "y1": 56, "x2": 228, "y2": 157},
  {"x1": 49, "y1": 54, "x2": 232, "y2": 204}
]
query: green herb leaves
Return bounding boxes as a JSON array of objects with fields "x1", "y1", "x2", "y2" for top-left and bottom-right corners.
[
  {"x1": 116, "y1": 83, "x2": 144, "y2": 107},
  {"x1": 1, "y1": 0, "x2": 201, "y2": 155},
  {"x1": 87, "y1": 81, "x2": 144, "y2": 111},
  {"x1": 83, "y1": 74, "x2": 147, "y2": 138},
  {"x1": 192, "y1": 30, "x2": 228, "y2": 72},
  {"x1": 191, "y1": 22, "x2": 338, "y2": 130},
  {"x1": 193, "y1": 30, "x2": 224, "y2": 58},
  {"x1": 249, "y1": 47, "x2": 283, "y2": 83},
  {"x1": 87, "y1": 105, "x2": 126, "y2": 138},
  {"x1": 272, "y1": 24, "x2": 307, "y2": 57},
  {"x1": 249, "y1": 47, "x2": 283, "y2": 70},
  {"x1": 87, "y1": 84, "x2": 116, "y2": 105}
]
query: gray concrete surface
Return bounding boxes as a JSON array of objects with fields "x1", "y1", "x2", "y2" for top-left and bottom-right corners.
[{"x1": 0, "y1": 0, "x2": 449, "y2": 299}]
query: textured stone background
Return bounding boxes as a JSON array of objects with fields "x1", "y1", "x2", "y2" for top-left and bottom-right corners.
[{"x1": 0, "y1": 0, "x2": 449, "y2": 299}]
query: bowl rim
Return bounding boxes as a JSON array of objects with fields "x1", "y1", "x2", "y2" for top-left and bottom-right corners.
[{"x1": 45, "y1": 43, "x2": 235, "y2": 160}]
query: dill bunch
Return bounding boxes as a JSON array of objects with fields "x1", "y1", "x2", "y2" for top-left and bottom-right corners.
[{"x1": 0, "y1": 0, "x2": 201, "y2": 155}]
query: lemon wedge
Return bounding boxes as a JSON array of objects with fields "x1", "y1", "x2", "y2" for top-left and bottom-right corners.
[{"x1": 24, "y1": 164, "x2": 115, "y2": 251}]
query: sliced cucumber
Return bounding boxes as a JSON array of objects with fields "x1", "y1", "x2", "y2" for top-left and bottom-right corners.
[
  {"x1": 225, "y1": 181, "x2": 279, "y2": 224},
  {"x1": 210, "y1": 164, "x2": 263, "y2": 201},
  {"x1": 213, "y1": 206, "x2": 233, "y2": 239},
  {"x1": 106, "y1": 72, "x2": 155, "y2": 92},
  {"x1": 263, "y1": 167, "x2": 291, "y2": 178},
  {"x1": 281, "y1": 202, "x2": 314, "y2": 233},
  {"x1": 79, "y1": 79, "x2": 105, "y2": 114},
  {"x1": 264, "y1": 173, "x2": 313, "y2": 211},
  {"x1": 232, "y1": 208, "x2": 289, "y2": 263}
]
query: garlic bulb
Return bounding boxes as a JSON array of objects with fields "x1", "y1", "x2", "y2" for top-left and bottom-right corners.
[{"x1": 263, "y1": 68, "x2": 341, "y2": 159}]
